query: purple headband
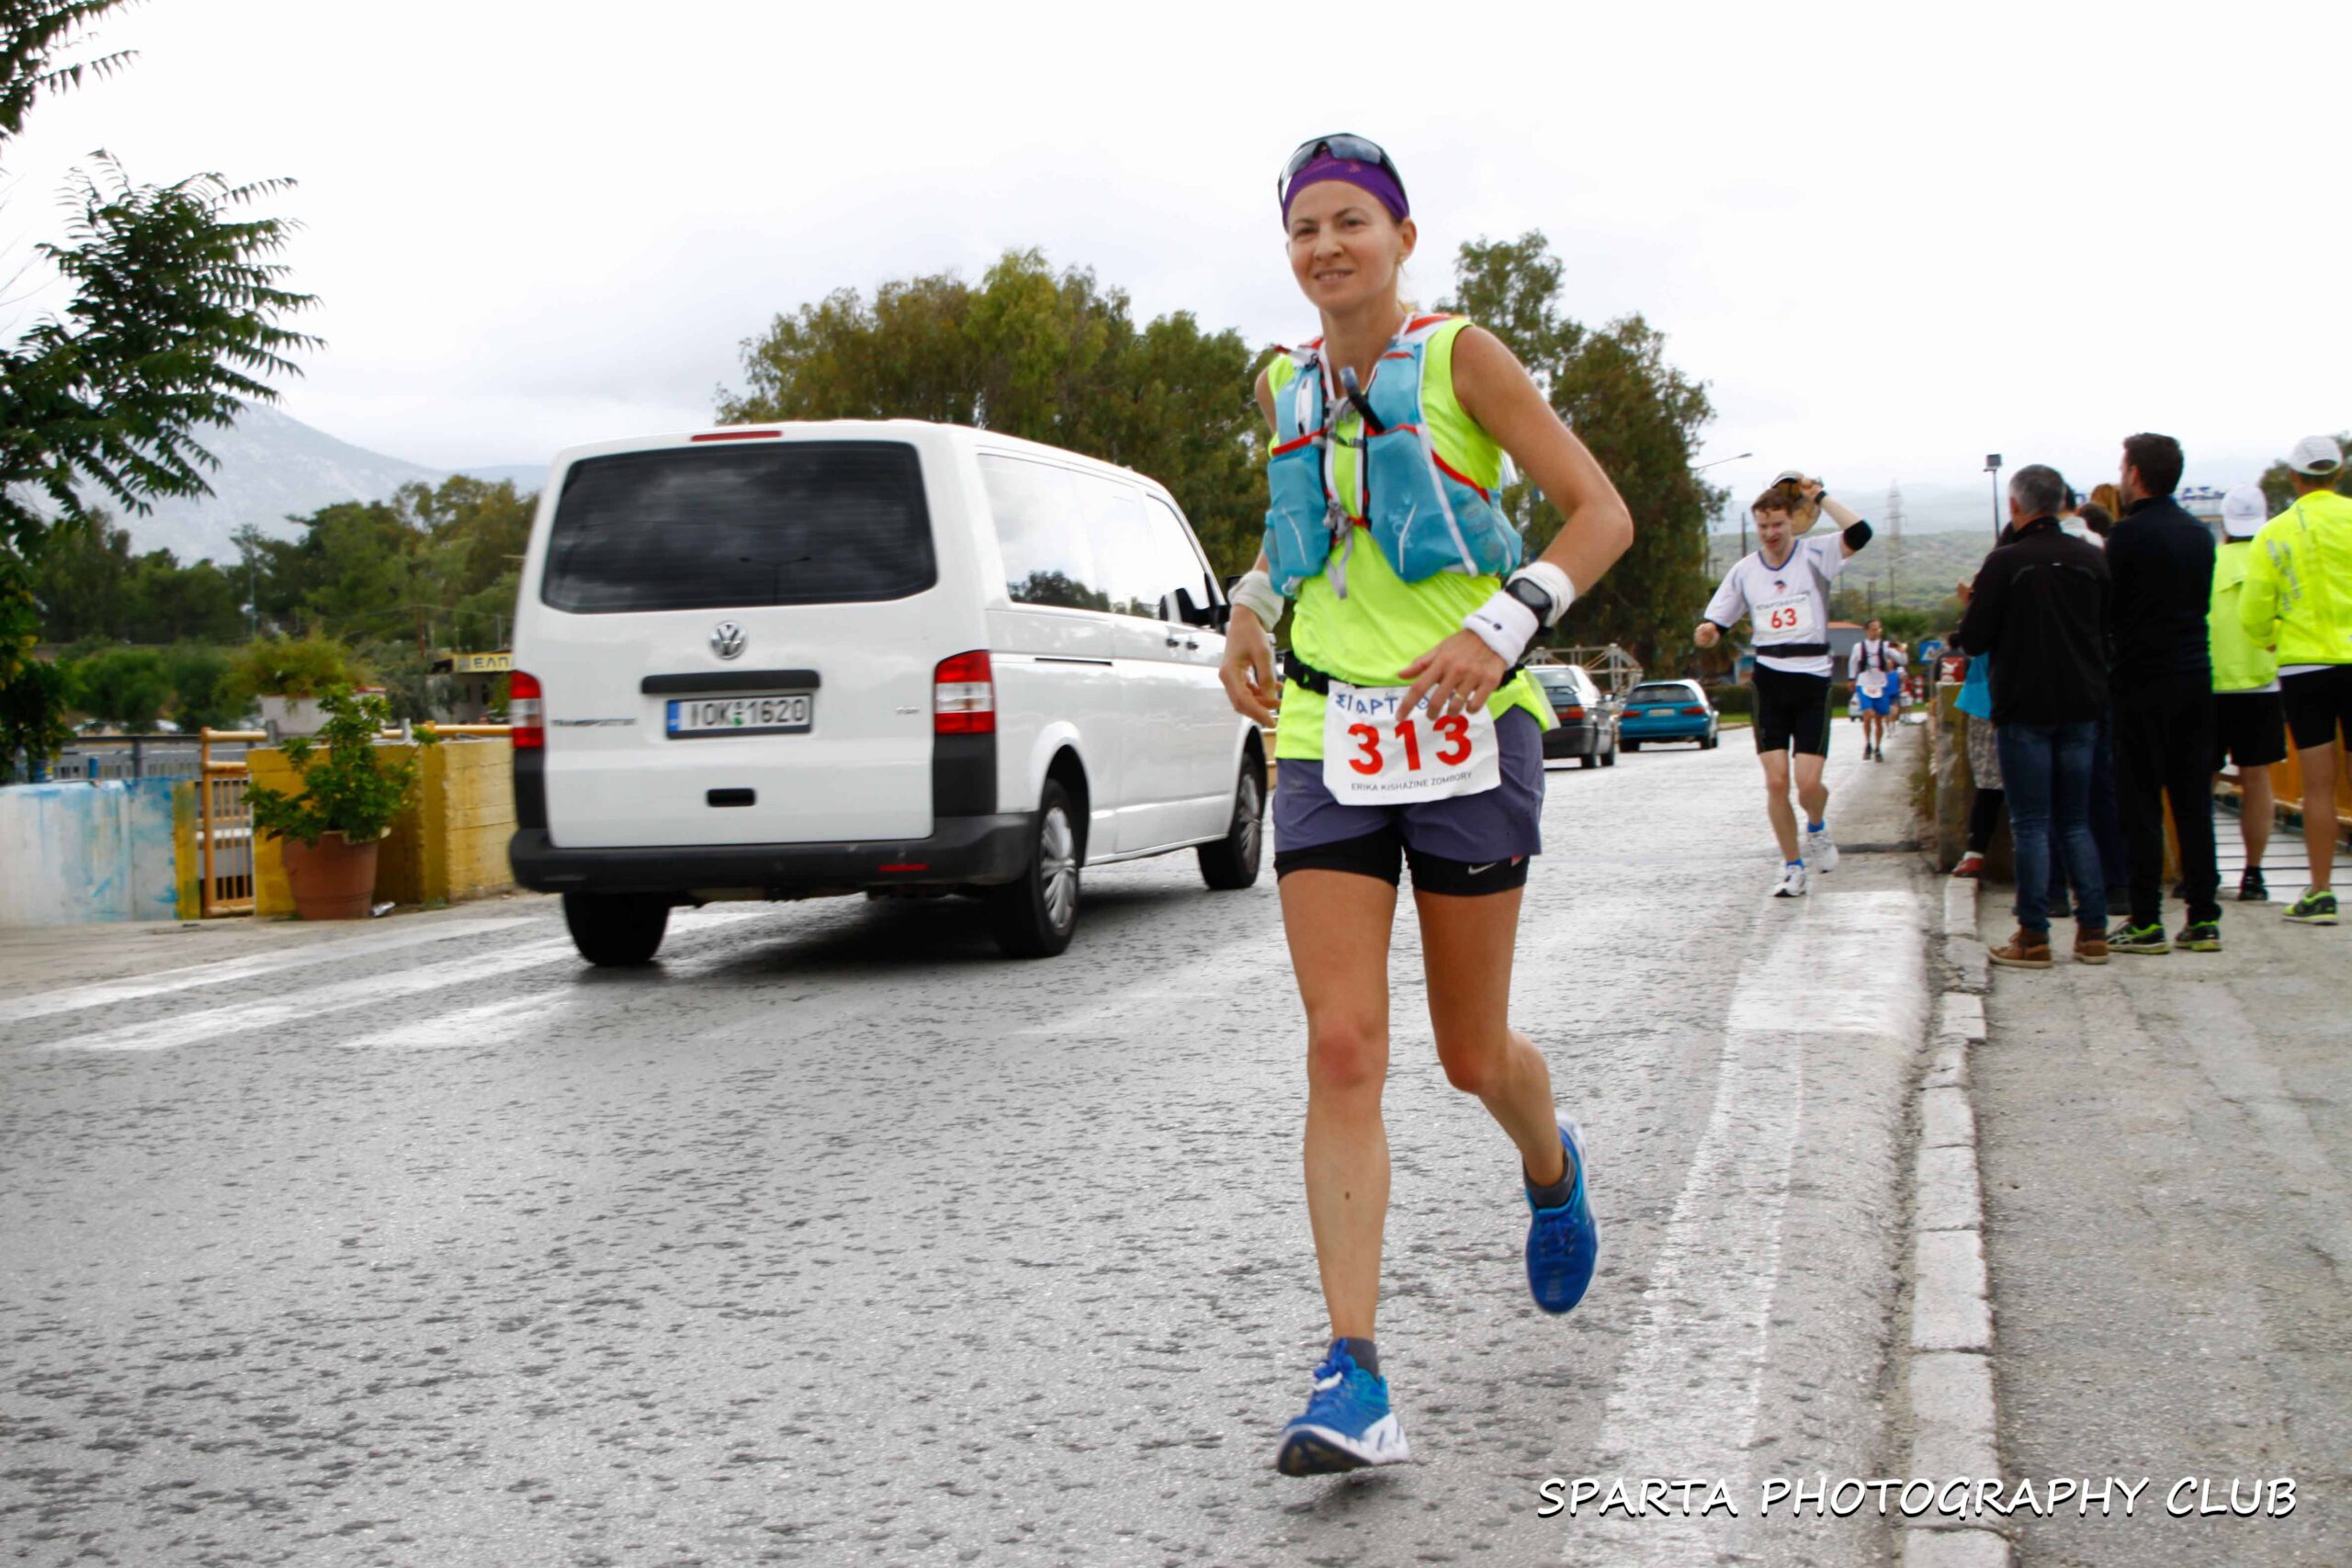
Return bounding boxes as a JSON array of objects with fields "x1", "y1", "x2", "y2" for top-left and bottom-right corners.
[{"x1": 1281, "y1": 153, "x2": 1409, "y2": 225}]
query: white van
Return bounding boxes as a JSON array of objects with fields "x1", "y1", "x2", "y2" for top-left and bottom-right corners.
[{"x1": 507, "y1": 421, "x2": 1265, "y2": 964}]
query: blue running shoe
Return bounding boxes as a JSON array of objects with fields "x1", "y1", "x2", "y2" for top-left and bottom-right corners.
[
  {"x1": 1526, "y1": 1113, "x2": 1599, "y2": 1314},
  {"x1": 1273, "y1": 1342, "x2": 1411, "y2": 1474}
]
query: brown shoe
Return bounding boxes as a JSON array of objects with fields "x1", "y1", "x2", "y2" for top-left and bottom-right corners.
[
  {"x1": 1989, "y1": 929, "x2": 2053, "y2": 968},
  {"x1": 2074, "y1": 933, "x2": 2110, "y2": 964}
]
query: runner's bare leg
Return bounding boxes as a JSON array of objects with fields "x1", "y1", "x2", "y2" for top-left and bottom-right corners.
[{"x1": 1283, "y1": 869, "x2": 1399, "y2": 1341}]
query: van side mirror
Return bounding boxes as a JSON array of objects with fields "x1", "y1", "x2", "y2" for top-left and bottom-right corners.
[{"x1": 1171, "y1": 586, "x2": 1221, "y2": 629}]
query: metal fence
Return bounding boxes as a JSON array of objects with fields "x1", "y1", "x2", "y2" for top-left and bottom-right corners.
[{"x1": 51, "y1": 734, "x2": 245, "y2": 782}]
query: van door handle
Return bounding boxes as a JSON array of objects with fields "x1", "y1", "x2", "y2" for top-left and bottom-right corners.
[{"x1": 1166, "y1": 634, "x2": 1199, "y2": 651}]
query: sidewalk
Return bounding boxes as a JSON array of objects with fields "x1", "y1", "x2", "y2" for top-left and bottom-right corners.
[
  {"x1": 1972, "y1": 887, "x2": 2348, "y2": 1565},
  {"x1": 0, "y1": 890, "x2": 552, "y2": 1006}
]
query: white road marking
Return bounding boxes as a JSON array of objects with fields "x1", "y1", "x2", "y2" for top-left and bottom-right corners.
[
  {"x1": 0, "y1": 917, "x2": 538, "y2": 1026},
  {"x1": 37, "y1": 907, "x2": 775, "y2": 1054},
  {"x1": 1573, "y1": 890, "x2": 1924, "y2": 1564}
]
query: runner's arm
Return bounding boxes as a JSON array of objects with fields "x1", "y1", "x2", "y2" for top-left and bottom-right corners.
[
  {"x1": 1401, "y1": 326, "x2": 1634, "y2": 716},
  {"x1": 1214, "y1": 370, "x2": 1283, "y2": 726},
  {"x1": 1695, "y1": 570, "x2": 1746, "y2": 649}
]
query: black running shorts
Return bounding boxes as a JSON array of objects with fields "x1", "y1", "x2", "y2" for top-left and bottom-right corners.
[
  {"x1": 2281, "y1": 665, "x2": 2352, "y2": 752},
  {"x1": 2211, "y1": 690, "x2": 2288, "y2": 771},
  {"x1": 1752, "y1": 663, "x2": 1833, "y2": 757},
  {"x1": 1272, "y1": 829, "x2": 1532, "y2": 895}
]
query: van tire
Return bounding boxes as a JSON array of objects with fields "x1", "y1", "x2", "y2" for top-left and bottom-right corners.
[
  {"x1": 987, "y1": 780, "x2": 1080, "y2": 958},
  {"x1": 1197, "y1": 762, "x2": 1265, "y2": 890},
  {"x1": 563, "y1": 892, "x2": 671, "y2": 966}
]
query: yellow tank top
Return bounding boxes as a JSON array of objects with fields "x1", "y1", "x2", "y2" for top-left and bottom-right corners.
[{"x1": 1265, "y1": 318, "x2": 1552, "y2": 761}]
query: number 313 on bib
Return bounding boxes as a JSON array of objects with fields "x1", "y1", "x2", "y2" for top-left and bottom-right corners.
[{"x1": 1321, "y1": 682, "x2": 1505, "y2": 805}]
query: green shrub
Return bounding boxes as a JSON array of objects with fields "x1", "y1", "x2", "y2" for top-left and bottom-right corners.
[
  {"x1": 230, "y1": 635, "x2": 357, "y2": 702},
  {"x1": 64, "y1": 646, "x2": 172, "y2": 728},
  {"x1": 245, "y1": 686, "x2": 436, "y2": 848},
  {"x1": 1707, "y1": 682, "x2": 1754, "y2": 716}
]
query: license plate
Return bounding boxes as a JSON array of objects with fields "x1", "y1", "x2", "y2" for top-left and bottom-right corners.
[{"x1": 665, "y1": 692, "x2": 812, "y2": 738}]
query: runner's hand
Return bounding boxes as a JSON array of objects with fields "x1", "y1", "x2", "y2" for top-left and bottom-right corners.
[
  {"x1": 1400, "y1": 629, "x2": 1510, "y2": 719},
  {"x1": 1695, "y1": 622, "x2": 1721, "y2": 649},
  {"x1": 1220, "y1": 607, "x2": 1280, "y2": 727}
]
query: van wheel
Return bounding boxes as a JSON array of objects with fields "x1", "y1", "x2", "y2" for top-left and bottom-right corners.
[
  {"x1": 1197, "y1": 762, "x2": 1265, "y2": 890},
  {"x1": 987, "y1": 780, "x2": 1080, "y2": 958},
  {"x1": 563, "y1": 892, "x2": 670, "y2": 966}
]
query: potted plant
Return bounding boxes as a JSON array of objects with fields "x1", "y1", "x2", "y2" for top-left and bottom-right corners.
[{"x1": 246, "y1": 685, "x2": 436, "y2": 919}]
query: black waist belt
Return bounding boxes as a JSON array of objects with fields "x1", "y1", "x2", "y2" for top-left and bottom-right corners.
[
  {"x1": 1283, "y1": 650, "x2": 1527, "y2": 696},
  {"x1": 1755, "y1": 641, "x2": 1830, "y2": 659}
]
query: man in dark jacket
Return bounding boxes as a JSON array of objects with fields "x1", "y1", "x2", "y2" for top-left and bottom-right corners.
[
  {"x1": 1955, "y1": 463, "x2": 2113, "y2": 965},
  {"x1": 2105, "y1": 432, "x2": 2221, "y2": 953}
]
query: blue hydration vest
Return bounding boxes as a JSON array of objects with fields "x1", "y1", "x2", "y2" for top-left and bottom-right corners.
[{"x1": 1262, "y1": 315, "x2": 1524, "y2": 599}]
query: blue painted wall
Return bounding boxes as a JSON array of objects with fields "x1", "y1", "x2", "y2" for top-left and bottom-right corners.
[{"x1": 0, "y1": 778, "x2": 183, "y2": 926}]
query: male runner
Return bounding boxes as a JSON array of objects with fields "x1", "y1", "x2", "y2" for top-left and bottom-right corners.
[
  {"x1": 1697, "y1": 474, "x2": 1873, "y2": 897},
  {"x1": 1849, "y1": 618, "x2": 1905, "y2": 761}
]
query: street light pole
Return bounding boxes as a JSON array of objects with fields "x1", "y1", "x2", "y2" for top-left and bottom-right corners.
[{"x1": 1984, "y1": 453, "x2": 2004, "y2": 541}]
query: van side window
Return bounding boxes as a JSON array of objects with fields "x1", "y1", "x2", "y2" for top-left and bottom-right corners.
[
  {"x1": 981, "y1": 456, "x2": 1109, "y2": 612},
  {"x1": 1071, "y1": 475, "x2": 1163, "y2": 620},
  {"x1": 1144, "y1": 497, "x2": 1216, "y2": 622}
]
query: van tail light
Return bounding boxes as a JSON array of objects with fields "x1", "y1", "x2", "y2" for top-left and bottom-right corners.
[
  {"x1": 1681, "y1": 705, "x2": 1707, "y2": 716},
  {"x1": 933, "y1": 651, "x2": 995, "y2": 734},
  {"x1": 510, "y1": 671, "x2": 544, "y2": 750}
]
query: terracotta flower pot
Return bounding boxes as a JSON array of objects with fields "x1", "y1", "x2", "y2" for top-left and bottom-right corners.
[{"x1": 280, "y1": 831, "x2": 381, "y2": 920}]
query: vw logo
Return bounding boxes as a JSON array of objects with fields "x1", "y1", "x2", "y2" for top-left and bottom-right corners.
[{"x1": 710, "y1": 622, "x2": 746, "y2": 660}]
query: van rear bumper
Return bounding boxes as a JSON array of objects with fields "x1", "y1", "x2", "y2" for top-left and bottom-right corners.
[{"x1": 508, "y1": 816, "x2": 1032, "y2": 898}]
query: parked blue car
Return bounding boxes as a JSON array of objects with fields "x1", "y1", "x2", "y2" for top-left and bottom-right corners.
[{"x1": 1617, "y1": 679, "x2": 1718, "y2": 750}]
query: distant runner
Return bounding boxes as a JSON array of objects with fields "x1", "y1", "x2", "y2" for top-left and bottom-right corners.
[
  {"x1": 1849, "y1": 617, "x2": 1905, "y2": 761},
  {"x1": 1696, "y1": 474, "x2": 1874, "y2": 897},
  {"x1": 1220, "y1": 133, "x2": 1633, "y2": 1475}
]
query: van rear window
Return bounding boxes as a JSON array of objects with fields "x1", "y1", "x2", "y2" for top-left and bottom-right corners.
[{"x1": 540, "y1": 442, "x2": 935, "y2": 613}]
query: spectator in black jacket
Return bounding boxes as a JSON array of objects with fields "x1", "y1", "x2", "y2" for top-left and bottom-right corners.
[
  {"x1": 1955, "y1": 464, "x2": 2113, "y2": 966},
  {"x1": 2105, "y1": 432, "x2": 2221, "y2": 953}
]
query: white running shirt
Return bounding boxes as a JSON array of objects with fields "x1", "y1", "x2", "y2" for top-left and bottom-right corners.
[
  {"x1": 1848, "y1": 637, "x2": 1906, "y2": 693},
  {"x1": 1705, "y1": 536, "x2": 1851, "y2": 677}
]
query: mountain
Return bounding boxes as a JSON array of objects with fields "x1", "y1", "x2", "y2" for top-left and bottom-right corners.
[{"x1": 86, "y1": 404, "x2": 545, "y2": 565}]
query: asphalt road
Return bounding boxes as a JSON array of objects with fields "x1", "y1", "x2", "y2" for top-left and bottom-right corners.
[{"x1": 2, "y1": 726, "x2": 1931, "y2": 1568}]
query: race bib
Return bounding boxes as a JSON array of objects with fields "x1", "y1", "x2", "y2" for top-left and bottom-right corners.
[
  {"x1": 1322, "y1": 682, "x2": 1502, "y2": 805},
  {"x1": 1756, "y1": 587, "x2": 1817, "y2": 642},
  {"x1": 1860, "y1": 670, "x2": 1887, "y2": 697}
]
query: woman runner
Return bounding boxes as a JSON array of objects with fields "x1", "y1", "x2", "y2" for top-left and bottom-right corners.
[{"x1": 1219, "y1": 134, "x2": 1634, "y2": 1475}]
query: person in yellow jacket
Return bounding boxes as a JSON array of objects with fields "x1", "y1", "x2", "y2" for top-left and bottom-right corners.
[
  {"x1": 2240, "y1": 435, "x2": 2352, "y2": 924},
  {"x1": 2210, "y1": 485, "x2": 2286, "y2": 901},
  {"x1": 1219, "y1": 134, "x2": 1633, "y2": 1475}
]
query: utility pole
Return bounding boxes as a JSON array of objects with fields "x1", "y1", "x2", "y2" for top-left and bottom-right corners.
[
  {"x1": 1885, "y1": 482, "x2": 1905, "y2": 611},
  {"x1": 1985, "y1": 454, "x2": 2004, "y2": 541}
]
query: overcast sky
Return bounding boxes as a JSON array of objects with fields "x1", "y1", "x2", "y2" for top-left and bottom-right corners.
[{"x1": 5, "y1": 0, "x2": 2340, "y2": 513}]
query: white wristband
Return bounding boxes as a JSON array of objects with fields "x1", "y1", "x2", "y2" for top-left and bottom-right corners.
[
  {"x1": 1509, "y1": 561, "x2": 1576, "y2": 626},
  {"x1": 1464, "y1": 591, "x2": 1538, "y2": 666},
  {"x1": 1228, "y1": 570, "x2": 1284, "y2": 629}
]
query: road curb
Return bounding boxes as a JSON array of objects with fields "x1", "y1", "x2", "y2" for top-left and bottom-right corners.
[{"x1": 1902, "y1": 871, "x2": 2009, "y2": 1564}]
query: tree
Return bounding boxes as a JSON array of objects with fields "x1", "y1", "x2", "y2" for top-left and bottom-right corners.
[
  {"x1": 0, "y1": 0, "x2": 315, "y2": 752},
  {"x1": 1441, "y1": 232, "x2": 1722, "y2": 670},
  {"x1": 2260, "y1": 432, "x2": 2351, "y2": 514},
  {"x1": 722, "y1": 250, "x2": 1267, "y2": 574}
]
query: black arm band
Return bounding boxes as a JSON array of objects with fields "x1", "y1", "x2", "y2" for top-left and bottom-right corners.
[{"x1": 1842, "y1": 520, "x2": 1873, "y2": 550}]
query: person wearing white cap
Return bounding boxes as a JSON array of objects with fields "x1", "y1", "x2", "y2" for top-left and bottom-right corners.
[
  {"x1": 2240, "y1": 434, "x2": 2352, "y2": 925},
  {"x1": 2209, "y1": 483, "x2": 2287, "y2": 902}
]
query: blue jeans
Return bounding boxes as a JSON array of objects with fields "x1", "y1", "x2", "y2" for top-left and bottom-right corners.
[
  {"x1": 1998, "y1": 720, "x2": 2109, "y2": 936},
  {"x1": 2042, "y1": 706, "x2": 2126, "y2": 908}
]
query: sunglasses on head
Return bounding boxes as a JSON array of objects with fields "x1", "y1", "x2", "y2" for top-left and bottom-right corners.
[{"x1": 1276, "y1": 133, "x2": 1407, "y2": 208}]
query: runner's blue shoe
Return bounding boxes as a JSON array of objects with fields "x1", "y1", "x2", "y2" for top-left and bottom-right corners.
[
  {"x1": 1273, "y1": 1342, "x2": 1411, "y2": 1474},
  {"x1": 1526, "y1": 1113, "x2": 1598, "y2": 1314}
]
